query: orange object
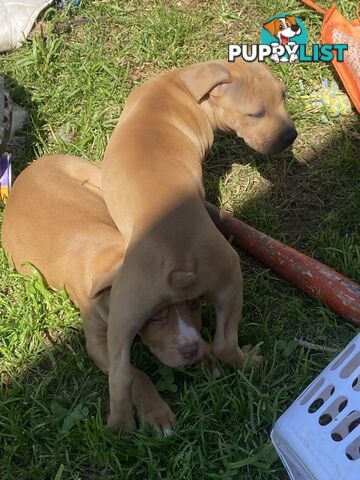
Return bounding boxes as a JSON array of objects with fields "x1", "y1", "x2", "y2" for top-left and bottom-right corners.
[
  {"x1": 206, "y1": 203, "x2": 360, "y2": 327},
  {"x1": 302, "y1": 0, "x2": 360, "y2": 113}
]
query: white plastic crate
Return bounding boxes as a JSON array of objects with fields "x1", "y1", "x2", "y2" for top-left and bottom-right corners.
[{"x1": 271, "y1": 332, "x2": 360, "y2": 480}]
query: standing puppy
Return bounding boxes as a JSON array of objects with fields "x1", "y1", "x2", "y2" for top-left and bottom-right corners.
[{"x1": 101, "y1": 59, "x2": 297, "y2": 432}]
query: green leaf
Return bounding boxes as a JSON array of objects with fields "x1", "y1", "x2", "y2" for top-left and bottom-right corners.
[
  {"x1": 61, "y1": 404, "x2": 89, "y2": 432},
  {"x1": 50, "y1": 401, "x2": 68, "y2": 418},
  {"x1": 54, "y1": 464, "x2": 65, "y2": 480},
  {"x1": 226, "y1": 443, "x2": 278, "y2": 470}
]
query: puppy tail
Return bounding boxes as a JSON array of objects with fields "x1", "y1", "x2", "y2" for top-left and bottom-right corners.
[{"x1": 168, "y1": 271, "x2": 196, "y2": 289}]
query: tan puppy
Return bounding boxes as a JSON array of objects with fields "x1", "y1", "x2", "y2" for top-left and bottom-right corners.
[
  {"x1": 101, "y1": 59, "x2": 296, "y2": 432},
  {"x1": 1, "y1": 154, "x2": 213, "y2": 435}
]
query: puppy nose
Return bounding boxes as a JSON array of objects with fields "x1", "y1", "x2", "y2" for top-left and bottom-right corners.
[
  {"x1": 179, "y1": 341, "x2": 199, "y2": 360},
  {"x1": 291, "y1": 25, "x2": 300, "y2": 32},
  {"x1": 282, "y1": 126, "x2": 297, "y2": 147}
]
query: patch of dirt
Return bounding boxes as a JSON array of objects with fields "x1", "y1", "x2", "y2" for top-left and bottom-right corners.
[
  {"x1": 281, "y1": 162, "x2": 326, "y2": 242},
  {"x1": 220, "y1": 163, "x2": 271, "y2": 213},
  {"x1": 128, "y1": 62, "x2": 164, "y2": 86},
  {"x1": 282, "y1": 115, "x2": 359, "y2": 240}
]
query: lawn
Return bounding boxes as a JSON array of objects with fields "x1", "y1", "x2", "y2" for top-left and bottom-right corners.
[{"x1": 0, "y1": 0, "x2": 359, "y2": 478}]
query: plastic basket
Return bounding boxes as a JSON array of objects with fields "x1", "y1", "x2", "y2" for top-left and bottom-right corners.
[{"x1": 271, "y1": 332, "x2": 360, "y2": 480}]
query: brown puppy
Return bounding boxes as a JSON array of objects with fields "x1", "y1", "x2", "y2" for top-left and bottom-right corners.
[
  {"x1": 1, "y1": 154, "x2": 212, "y2": 435},
  {"x1": 101, "y1": 59, "x2": 296, "y2": 432}
]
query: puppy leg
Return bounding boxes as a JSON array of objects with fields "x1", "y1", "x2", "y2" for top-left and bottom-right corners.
[
  {"x1": 84, "y1": 296, "x2": 110, "y2": 375},
  {"x1": 87, "y1": 329, "x2": 175, "y2": 434},
  {"x1": 84, "y1": 295, "x2": 175, "y2": 434},
  {"x1": 132, "y1": 368, "x2": 176, "y2": 436},
  {"x1": 106, "y1": 312, "x2": 138, "y2": 433},
  {"x1": 106, "y1": 275, "x2": 164, "y2": 433},
  {"x1": 200, "y1": 341, "x2": 220, "y2": 377},
  {"x1": 212, "y1": 258, "x2": 263, "y2": 369}
]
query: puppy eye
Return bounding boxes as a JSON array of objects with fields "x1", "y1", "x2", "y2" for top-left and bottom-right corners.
[
  {"x1": 286, "y1": 22, "x2": 290, "y2": 27},
  {"x1": 187, "y1": 298, "x2": 200, "y2": 311},
  {"x1": 279, "y1": 24, "x2": 284, "y2": 30},
  {"x1": 150, "y1": 306, "x2": 169, "y2": 322},
  {"x1": 248, "y1": 109, "x2": 265, "y2": 118},
  {"x1": 150, "y1": 315, "x2": 166, "y2": 323},
  {"x1": 282, "y1": 89, "x2": 287, "y2": 99}
]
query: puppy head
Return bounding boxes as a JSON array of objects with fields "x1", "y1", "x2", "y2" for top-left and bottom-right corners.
[
  {"x1": 263, "y1": 16, "x2": 301, "y2": 41},
  {"x1": 283, "y1": 15, "x2": 301, "y2": 36},
  {"x1": 139, "y1": 298, "x2": 205, "y2": 368},
  {"x1": 180, "y1": 59, "x2": 297, "y2": 155},
  {"x1": 89, "y1": 272, "x2": 205, "y2": 368}
]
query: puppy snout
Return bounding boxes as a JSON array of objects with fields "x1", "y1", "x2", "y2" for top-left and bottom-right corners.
[
  {"x1": 264, "y1": 125, "x2": 297, "y2": 155},
  {"x1": 179, "y1": 340, "x2": 199, "y2": 360},
  {"x1": 282, "y1": 126, "x2": 297, "y2": 146}
]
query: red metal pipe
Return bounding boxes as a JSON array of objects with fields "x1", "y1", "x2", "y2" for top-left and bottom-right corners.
[{"x1": 206, "y1": 202, "x2": 360, "y2": 326}]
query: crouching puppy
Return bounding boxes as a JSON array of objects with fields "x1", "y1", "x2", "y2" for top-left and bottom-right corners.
[{"x1": 1, "y1": 155, "x2": 212, "y2": 435}]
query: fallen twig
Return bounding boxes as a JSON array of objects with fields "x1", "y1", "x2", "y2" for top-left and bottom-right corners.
[{"x1": 294, "y1": 338, "x2": 338, "y2": 353}]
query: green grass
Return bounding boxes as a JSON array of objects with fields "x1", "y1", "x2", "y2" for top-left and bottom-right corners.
[{"x1": 0, "y1": 0, "x2": 359, "y2": 478}]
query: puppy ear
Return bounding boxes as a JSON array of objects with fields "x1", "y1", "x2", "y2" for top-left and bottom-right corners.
[
  {"x1": 180, "y1": 62, "x2": 232, "y2": 102},
  {"x1": 285, "y1": 15, "x2": 296, "y2": 24},
  {"x1": 89, "y1": 269, "x2": 118, "y2": 300},
  {"x1": 210, "y1": 82, "x2": 231, "y2": 97},
  {"x1": 263, "y1": 19, "x2": 278, "y2": 36}
]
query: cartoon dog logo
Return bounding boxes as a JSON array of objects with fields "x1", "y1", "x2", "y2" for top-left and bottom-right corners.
[{"x1": 263, "y1": 15, "x2": 302, "y2": 63}]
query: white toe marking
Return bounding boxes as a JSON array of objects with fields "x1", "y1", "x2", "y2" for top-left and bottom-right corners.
[
  {"x1": 163, "y1": 427, "x2": 173, "y2": 437},
  {"x1": 212, "y1": 367, "x2": 221, "y2": 378}
]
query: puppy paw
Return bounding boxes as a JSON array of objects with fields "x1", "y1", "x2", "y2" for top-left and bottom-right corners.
[
  {"x1": 241, "y1": 344, "x2": 264, "y2": 369},
  {"x1": 202, "y1": 351, "x2": 221, "y2": 378},
  {"x1": 107, "y1": 411, "x2": 136, "y2": 435},
  {"x1": 211, "y1": 365, "x2": 221, "y2": 378},
  {"x1": 213, "y1": 344, "x2": 263, "y2": 370},
  {"x1": 139, "y1": 400, "x2": 176, "y2": 437},
  {"x1": 288, "y1": 54, "x2": 299, "y2": 63},
  {"x1": 207, "y1": 358, "x2": 221, "y2": 378}
]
